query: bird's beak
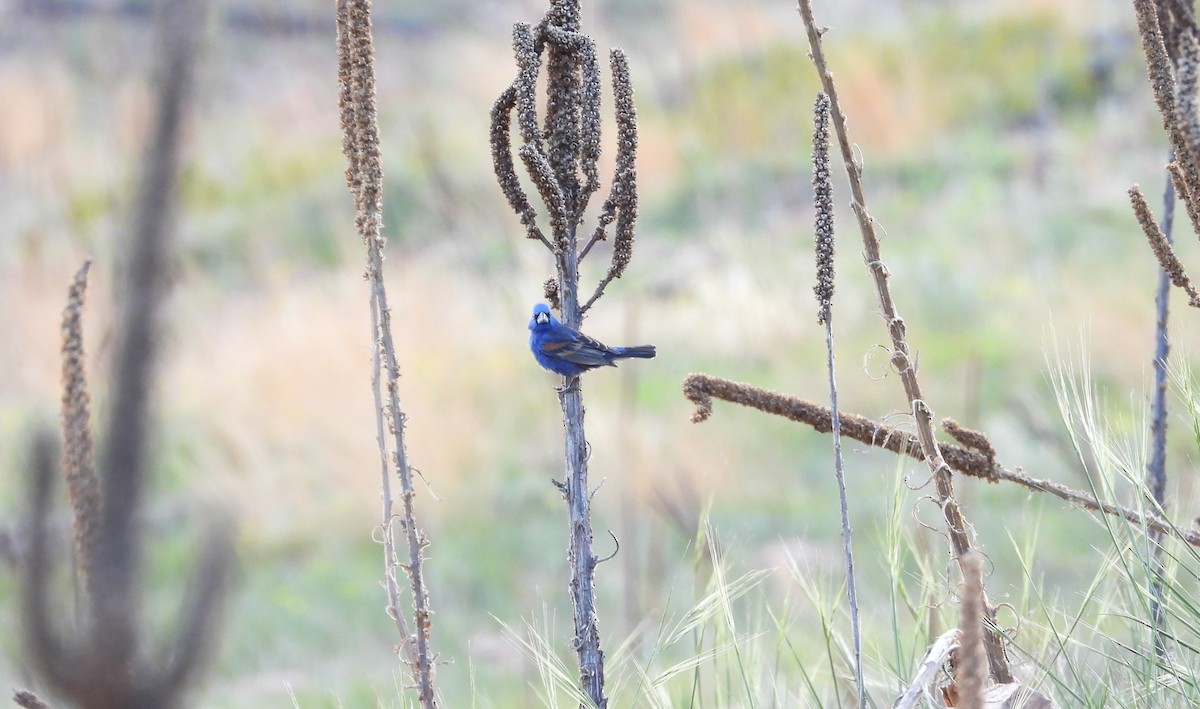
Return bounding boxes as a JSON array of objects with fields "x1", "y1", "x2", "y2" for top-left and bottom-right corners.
[{"x1": 536, "y1": 312, "x2": 549, "y2": 324}]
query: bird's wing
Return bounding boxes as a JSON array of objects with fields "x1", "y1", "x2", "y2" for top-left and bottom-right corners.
[{"x1": 539, "y1": 328, "x2": 615, "y2": 367}]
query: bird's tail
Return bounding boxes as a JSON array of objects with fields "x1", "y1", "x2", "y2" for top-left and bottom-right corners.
[{"x1": 616, "y1": 345, "x2": 656, "y2": 359}]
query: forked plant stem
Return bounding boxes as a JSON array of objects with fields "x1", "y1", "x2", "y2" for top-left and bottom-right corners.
[{"x1": 797, "y1": 0, "x2": 1012, "y2": 682}]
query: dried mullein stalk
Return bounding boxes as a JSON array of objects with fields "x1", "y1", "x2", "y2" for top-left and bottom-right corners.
[
  {"x1": 810, "y1": 89, "x2": 863, "y2": 709},
  {"x1": 489, "y1": 2, "x2": 645, "y2": 705},
  {"x1": 336, "y1": 0, "x2": 438, "y2": 705}
]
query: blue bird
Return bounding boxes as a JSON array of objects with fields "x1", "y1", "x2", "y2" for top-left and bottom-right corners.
[{"x1": 528, "y1": 303, "x2": 656, "y2": 377}]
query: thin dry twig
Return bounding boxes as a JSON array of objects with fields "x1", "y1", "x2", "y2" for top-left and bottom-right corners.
[
  {"x1": 796, "y1": 0, "x2": 1012, "y2": 682},
  {"x1": 683, "y1": 373, "x2": 1200, "y2": 547},
  {"x1": 336, "y1": 1, "x2": 437, "y2": 705}
]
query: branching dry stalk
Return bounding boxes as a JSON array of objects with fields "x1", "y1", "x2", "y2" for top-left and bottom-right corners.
[
  {"x1": 490, "y1": 1, "x2": 642, "y2": 705},
  {"x1": 683, "y1": 373, "x2": 1200, "y2": 547},
  {"x1": 335, "y1": 1, "x2": 437, "y2": 705},
  {"x1": 19, "y1": 2, "x2": 234, "y2": 706},
  {"x1": 796, "y1": 0, "x2": 1012, "y2": 682}
]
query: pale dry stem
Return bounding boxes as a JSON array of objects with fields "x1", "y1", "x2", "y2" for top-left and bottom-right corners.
[
  {"x1": 336, "y1": 1, "x2": 437, "y2": 705},
  {"x1": 490, "y1": 2, "x2": 637, "y2": 705},
  {"x1": 796, "y1": 0, "x2": 1012, "y2": 682},
  {"x1": 955, "y1": 552, "x2": 987, "y2": 709},
  {"x1": 683, "y1": 373, "x2": 1200, "y2": 547}
]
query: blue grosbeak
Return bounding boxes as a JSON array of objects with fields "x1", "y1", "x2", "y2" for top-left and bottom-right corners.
[{"x1": 528, "y1": 303, "x2": 656, "y2": 376}]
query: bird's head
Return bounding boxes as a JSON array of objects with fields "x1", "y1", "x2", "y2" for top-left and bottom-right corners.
[{"x1": 529, "y1": 302, "x2": 555, "y2": 329}]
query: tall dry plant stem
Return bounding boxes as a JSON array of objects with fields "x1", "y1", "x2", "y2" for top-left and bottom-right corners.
[
  {"x1": 1143, "y1": 162, "x2": 1176, "y2": 660},
  {"x1": 335, "y1": 1, "x2": 437, "y2": 705},
  {"x1": 955, "y1": 552, "x2": 986, "y2": 709},
  {"x1": 490, "y1": 1, "x2": 641, "y2": 704},
  {"x1": 1135, "y1": 172, "x2": 1193, "y2": 654},
  {"x1": 796, "y1": 0, "x2": 1012, "y2": 683},
  {"x1": 1128, "y1": 0, "x2": 1200, "y2": 658},
  {"x1": 20, "y1": 1, "x2": 234, "y2": 706},
  {"x1": 683, "y1": 373, "x2": 1200, "y2": 548},
  {"x1": 812, "y1": 91, "x2": 864, "y2": 707}
]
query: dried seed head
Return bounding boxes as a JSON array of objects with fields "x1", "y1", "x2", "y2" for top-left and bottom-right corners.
[
  {"x1": 580, "y1": 48, "x2": 640, "y2": 315},
  {"x1": 491, "y1": 86, "x2": 549, "y2": 247},
  {"x1": 812, "y1": 92, "x2": 835, "y2": 324},
  {"x1": 942, "y1": 418, "x2": 996, "y2": 477},
  {"x1": 544, "y1": 276, "x2": 561, "y2": 311},
  {"x1": 1135, "y1": 0, "x2": 1179, "y2": 132},
  {"x1": 511, "y1": 23, "x2": 544, "y2": 150},
  {"x1": 60, "y1": 260, "x2": 101, "y2": 591},
  {"x1": 608, "y1": 49, "x2": 639, "y2": 282},
  {"x1": 1131, "y1": 183, "x2": 1200, "y2": 307},
  {"x1": 336, "y1": 0, "x2": 384, "y2": 245},
  {"x1": 1177, "y1": 29, "x2": 1200, "y2": 144}
]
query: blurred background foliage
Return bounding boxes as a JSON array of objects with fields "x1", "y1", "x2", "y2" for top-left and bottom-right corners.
[{"x1": 2, "y1": 0, "x2": 1197, "y2": 705}]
